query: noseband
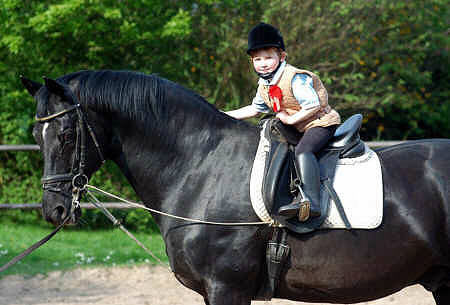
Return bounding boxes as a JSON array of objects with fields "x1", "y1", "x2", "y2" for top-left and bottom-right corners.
[{"x1": 36, "y1": 103, "x2": 105, "y2": 210}]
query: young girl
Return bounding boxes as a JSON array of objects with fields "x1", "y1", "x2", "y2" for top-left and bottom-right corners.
[{"x1": 226, "y1": 23, "x2": 341, "y2": 221}]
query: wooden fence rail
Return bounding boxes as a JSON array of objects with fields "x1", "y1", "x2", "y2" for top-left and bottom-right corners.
[
  {"x1": 0, "y1": 141, "x2": 406, "y2": 209},
  {"x1": 0, "y1": 203, "x2": 134, "y2": 210},
  {"x1": 0, "y1": 145, "x2": 40, "y2": 151}
]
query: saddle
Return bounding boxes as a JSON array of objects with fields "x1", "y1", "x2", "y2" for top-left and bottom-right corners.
[
  {"x1": 255, "y1": 114, "x2": 368, "y2": 301},
  {"x1": 262, "y1": 114, "x2": 364, "y2": 234}
]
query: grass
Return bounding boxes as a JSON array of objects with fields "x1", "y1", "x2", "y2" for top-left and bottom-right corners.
[{"x1": 0, "y1": 219, "x2": 168, "y2": 278}]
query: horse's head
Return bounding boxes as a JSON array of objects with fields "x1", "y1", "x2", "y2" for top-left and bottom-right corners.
[{"x1": 21, "y1": 76, "x2": 107, "y2": 225}]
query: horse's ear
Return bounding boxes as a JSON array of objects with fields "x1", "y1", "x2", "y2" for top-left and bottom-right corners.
[
  {"x1": 43, "y1": 77, "x2": 67, "y2": 98},
  {"x1": 20, "y1": 76, "x2": 43, "y2": 97}
]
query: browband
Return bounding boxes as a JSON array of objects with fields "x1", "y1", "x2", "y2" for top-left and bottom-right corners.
[{"x1": 35, "y1": 104, "x2": 80, "y2": 122}]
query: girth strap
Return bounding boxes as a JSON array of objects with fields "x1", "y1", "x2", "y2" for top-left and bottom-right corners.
[{"x1": 255, "y1": 227, "x2": 290, "y2": 301}]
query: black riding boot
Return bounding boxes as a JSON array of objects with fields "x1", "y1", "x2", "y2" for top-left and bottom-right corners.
[{"x1": 278, "y1": 152, "x2": 321, "y2": 221}]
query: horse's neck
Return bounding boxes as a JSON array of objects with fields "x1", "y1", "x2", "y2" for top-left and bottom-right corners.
[{"x1": 110, "y1": 116, "x2": 260, "y2": 231}]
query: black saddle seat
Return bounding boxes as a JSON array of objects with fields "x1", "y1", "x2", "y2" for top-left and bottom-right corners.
[
  {"x1": 326, "y1": 114, "x2": 364, "y2": 158},
  {"x1": 328, "y1": 114, "x2": 362, "y2": 149}
]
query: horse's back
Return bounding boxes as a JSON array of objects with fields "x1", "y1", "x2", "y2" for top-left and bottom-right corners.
[
  {"x1": 376, "y1": 138, "x2": 450, "y2": 161},
  {"x1": 377, "y1": 139, "x2": 450, "y2": 200}
]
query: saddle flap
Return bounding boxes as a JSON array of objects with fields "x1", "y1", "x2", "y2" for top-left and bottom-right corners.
[{"x1": 262, "y1": 143, "x2": 290, "y2": 211}]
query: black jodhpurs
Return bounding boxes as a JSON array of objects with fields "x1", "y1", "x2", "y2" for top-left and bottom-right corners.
[{"x1": 295, "y1": 125, "x2": 338, "y2": 155}]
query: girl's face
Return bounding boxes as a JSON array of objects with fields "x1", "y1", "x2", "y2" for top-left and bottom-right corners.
[{"x1": 251, "y1": 48, "x2": 286, "y2": 74}]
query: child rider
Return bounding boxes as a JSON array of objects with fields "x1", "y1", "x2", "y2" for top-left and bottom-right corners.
[{"x1": 226, "y1": 23, "x2": 341, "y2": 221}]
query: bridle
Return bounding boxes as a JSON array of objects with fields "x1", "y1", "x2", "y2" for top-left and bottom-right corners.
[
  {"x1": 36, "y1": 102, "x2": 105, "y2": 212},
  {"x1": 0, "y1": 101, "x2": 106, "y2": 273}
]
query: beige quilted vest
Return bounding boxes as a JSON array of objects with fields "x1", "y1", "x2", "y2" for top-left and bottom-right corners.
[{"x1": 257, "y1": 64, "x2": 340, "y2": 132}]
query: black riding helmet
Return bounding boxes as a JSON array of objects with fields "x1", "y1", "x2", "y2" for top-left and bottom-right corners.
[{"x1": 247, "y1": 23, "x2": 285, "y2": 55}]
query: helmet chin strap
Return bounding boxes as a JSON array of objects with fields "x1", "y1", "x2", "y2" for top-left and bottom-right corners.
[{"x1": 256, "y1": 60, "x2": 283, "y2": 81}]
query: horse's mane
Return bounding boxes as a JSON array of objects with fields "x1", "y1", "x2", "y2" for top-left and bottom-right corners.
[{"x1": 57, "y1": 70, "x2": 222, "y2": 129}]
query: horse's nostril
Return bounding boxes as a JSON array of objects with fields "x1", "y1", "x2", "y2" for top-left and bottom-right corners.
[{"x1": 52, "y1": 205, "x2": 66, "y2": 222}]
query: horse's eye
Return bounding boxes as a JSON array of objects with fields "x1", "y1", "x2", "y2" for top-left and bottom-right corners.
[{"x1": 65, "y1": 130, "x2": 75, "y2": 141}]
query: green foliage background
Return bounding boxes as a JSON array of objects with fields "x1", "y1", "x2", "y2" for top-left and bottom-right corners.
[{"x1": 0, "y1": 0, "x2": 448, "y2": 230}]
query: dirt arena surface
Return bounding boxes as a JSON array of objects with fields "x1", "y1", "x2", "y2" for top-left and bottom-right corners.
[{"x1": 0, "y1": 265, "x2": 435, "y2": 305}]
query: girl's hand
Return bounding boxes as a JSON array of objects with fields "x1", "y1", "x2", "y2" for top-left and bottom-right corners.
[
  {"x1": 276, "y1": 111, "x2": 292, "y2": 125},
  {"x1": 276, "y1": 106, "x2": 321, "y2": 126}
]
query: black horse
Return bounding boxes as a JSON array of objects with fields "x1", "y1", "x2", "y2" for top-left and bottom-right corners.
[{"x1": 22, "y1": 70, "x2": 450, "y2": 305}]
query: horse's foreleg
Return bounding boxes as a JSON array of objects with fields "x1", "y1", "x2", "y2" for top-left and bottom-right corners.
[{"x1": 433, "y1": 286, "x2": 450, "y2": 305}]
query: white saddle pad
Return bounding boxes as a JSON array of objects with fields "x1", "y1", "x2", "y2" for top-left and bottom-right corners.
[{"x1": 250, "y1": 124, "x2": 383, "y2": 230}]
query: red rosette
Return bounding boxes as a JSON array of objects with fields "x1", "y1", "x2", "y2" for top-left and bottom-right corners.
[{"x1": 269, "y1": 85, "x2": 283, "y2": 112}]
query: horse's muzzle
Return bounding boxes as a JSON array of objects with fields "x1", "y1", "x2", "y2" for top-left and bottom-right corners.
[
  {"x1": 46, "y1": 204, "x2": 81, "y2": 225},
  {"x1": 42, "y1": 190, "x2": 81, "y2": 225}
]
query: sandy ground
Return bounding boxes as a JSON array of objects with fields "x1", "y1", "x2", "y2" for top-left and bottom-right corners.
[{"x1": 0, "y1": 265, "x2": 435, "y2": 305}]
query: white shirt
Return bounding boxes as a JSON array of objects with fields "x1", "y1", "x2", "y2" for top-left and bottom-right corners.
[{"x1": 252, "y1": 61, "x2": 320, "y2": 113}]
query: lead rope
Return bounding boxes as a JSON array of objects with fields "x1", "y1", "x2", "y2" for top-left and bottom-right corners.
[
  {"x1": 86, "y1": 184, "x2": 273, "y2": 226},
  {"x1": 85, "y1": 191, "x2": 169, "y2": 268},
  {"x1": 85, "y1": 185, "x2": 272, "y2": 270}
]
